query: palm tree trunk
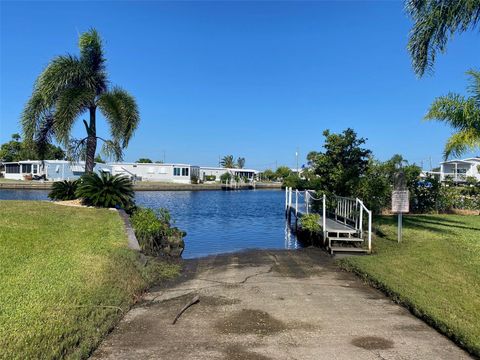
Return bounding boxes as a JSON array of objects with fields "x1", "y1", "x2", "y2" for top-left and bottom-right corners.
[{"x1": 85, "y1": 107, "x2": 97, "y2": 173}]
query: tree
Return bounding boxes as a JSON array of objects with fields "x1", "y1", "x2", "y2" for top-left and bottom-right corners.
[
  {"x1": 425, "y1": 70, "x2": 480, "y2": 158},
  {"x1": 220, "y1": 155, "x2": 235, "y2": 168},
  {"x1": 406, "y1": 0, "x2": 480, "y2": 77},
  {"x1": 0, "y1": 134, "x2": 64, "y2": 162},
  {"x1": 307, "y1": 129, "x2": 371, "y2": 196},
  {"x1": 260, "y1": 169, "x2": 276, "y2": 181},
  {"x1": 94, "y1": 154, "x2": 105, "y2": 163},
  {"x1": 137, "y1": 158, "x2": 153, "y2": 163},
  {"x1": 275, "y1": 166, "x2": 292, "y2": 180},
  {"x1": 237, "y1": 157, "x2": 245, "y2": 169},
  {"x1": 22, "y1": 29, "x2": 139, "y2": 172}
]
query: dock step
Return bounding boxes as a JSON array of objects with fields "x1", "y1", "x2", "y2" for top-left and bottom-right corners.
[
  {"x1": 329, "y1": 237, "x2": 363, "y2": 242},
  {"x1": 330, "y1": 246, "x2": 368, "y2": 254}
]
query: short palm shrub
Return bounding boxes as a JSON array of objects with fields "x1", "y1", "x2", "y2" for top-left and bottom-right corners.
[
  {"x1": 76, "y1": 172, "x2": 134, "y2": 209},
  {"x1": 130, "y1": 207, "x2": 185, "y2": 257},
  {"x1": 48, "y1": 180, "x2": 78, "y2": 201}
]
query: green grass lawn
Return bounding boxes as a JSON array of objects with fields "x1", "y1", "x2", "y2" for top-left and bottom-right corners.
[
  {"x1": 0, "y1": 201, "x2": 180, "y2": 360},
  {"x1": 339, "y1": 214, "x2": 480, "y2": 357}
]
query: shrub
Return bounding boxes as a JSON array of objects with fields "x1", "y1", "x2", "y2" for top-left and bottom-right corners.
[
  {"x1": 299, "y1": 213, "x2": 321, "y2": 234},
  {"x1": 76, "y1": 172, "x2": 134, "y2": 208},
  {"x1": 130, "y1": 207, "x2": 185, "y2": 257},
  {"x1": 220, "y1": 172, "x2": 232, "y2": 184},
  {"x1": 48, "y1": 180, "x2": 78, "y2": 200},
  {"x1": 411, "y1": 176, "x2": 441, "y2": 213},
  {"x1": 204, "y1": 175, "x2": 216, "y2": 181}
]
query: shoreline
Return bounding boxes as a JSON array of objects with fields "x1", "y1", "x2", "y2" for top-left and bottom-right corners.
[{"x1": 0, "y1": 181, "x2": 283, "y2": 191}]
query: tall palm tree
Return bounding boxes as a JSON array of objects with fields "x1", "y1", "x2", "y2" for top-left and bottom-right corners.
[
  {"x1": 237, "y1": 157, "x2": 245, "y2": 169},
  {"x1": 425, "y1": 70, "x2": 480, "y2": 158},
  {"x1": 406, "y1": 0, "x2": 480, "y2": 77},
  {"x1": 22, "y1": 29, "x2": 139, "y2": 172},
  {"x1": 220, "y1": 155, "x2": 235, "y2": 168}
]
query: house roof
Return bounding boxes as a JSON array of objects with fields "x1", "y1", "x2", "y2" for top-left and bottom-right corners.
[{"x1": 440, "y1": 158, "x2": 480, "y2": 165}]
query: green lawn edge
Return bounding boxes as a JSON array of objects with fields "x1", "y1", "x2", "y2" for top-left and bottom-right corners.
[{"x1": 0, "y1": 201, "x2": 181, "y2": 360}]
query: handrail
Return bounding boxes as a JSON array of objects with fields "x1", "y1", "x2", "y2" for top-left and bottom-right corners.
[
  {"x1": 356, "y1": 198, "x2": 372, "y2": 253},
  {"x1": 285, "y1": 188, "x2": 372, "y2": 253}
]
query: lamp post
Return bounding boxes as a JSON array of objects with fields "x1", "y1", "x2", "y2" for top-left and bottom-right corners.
[{"x1": 295, "y1": 148, "x2": 299, "y2": 175}]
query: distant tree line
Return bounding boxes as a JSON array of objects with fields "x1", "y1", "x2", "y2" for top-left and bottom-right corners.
[
  {"x1": 272, "y1": 128, "x2": 472, "y2": 214},
  {"x1": 0, "y1": 133, "x2": 65, "y2": 162}
]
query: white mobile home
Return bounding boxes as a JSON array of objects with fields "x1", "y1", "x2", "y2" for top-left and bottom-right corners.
[
  {"x1": 1, "y1": 160, "x2": 111, "y2": 181},
  {"x1": 109, "y1": 163, "x2": 200, "y2": 184},
  {"x1": 199, "y1": 167, "x2": 257, "y2": 182},
  {"x1": 439, "y1": 157, "x2": 480, "y2": 182}
]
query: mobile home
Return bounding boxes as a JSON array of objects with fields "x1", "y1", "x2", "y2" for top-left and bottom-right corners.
[{"x1": 109, "y1": 163, "x2": 200, "y2": 184}]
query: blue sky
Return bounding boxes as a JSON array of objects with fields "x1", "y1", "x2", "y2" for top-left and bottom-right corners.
[{"x1": 1, "y1": 1, "x2": 478, "y2": 170}]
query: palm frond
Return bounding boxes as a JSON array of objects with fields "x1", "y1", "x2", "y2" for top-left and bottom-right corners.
[
  {"x1": 100, "y1": 139, "x2": 123, "y2": 162},
  {"x1": 66, "y1": 138, "x2": 88, "y2": 162},
  {"x1": 466, "y1": 69, "x2": 480, "y2": 102},
  {"x1": 35, "y1": 55, "x2": 85, "y2": 102},
  {"x1": 443, "y1": 128, "x2": 480, "y2": 159},
  {"x1": 424, "y1": 93, "x2": 480, "y2": 130},
  {"x1": 97, "y1": 87, "x2": 140, "y2": 148},
  {"x1": 21, "y1": 91, "x2": 50, "y2": 141},
  {"x1": 54, "y1": 87, "x2": 94, "y2": 144},
  {"x1": 406, "y1": 0, "x2": 480, "y2": 77},
  {"x1": 79, "y1": 28, "x2": 107, "y2": 94},
  {"x1": 35, "y1": 112, "x2": 56, "y2": 160}
]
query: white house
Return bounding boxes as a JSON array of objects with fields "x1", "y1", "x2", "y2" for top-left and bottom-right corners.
[
  {"x1": 109, "y1": 163, "x2": 200, "y2": 184},
  {"x1": 439, "y1": 157, "x2": 480, "y2": 182},
  {"x1": 199, "y1": 166, "x2": 257, "y2": 182},
  {"x1": 1, "y1": 160, "x2": 111, "y2": 181}
]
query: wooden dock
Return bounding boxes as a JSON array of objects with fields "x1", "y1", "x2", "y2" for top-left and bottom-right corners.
[{"x1": 285, "y1": 188, "x2": 372, "y2": 254}]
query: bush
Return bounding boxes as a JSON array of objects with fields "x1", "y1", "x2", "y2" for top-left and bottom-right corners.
[
  {"x1": 411, "y1": 176, "x2": 441, "y2": 213},
  {"x1": 76, "y1": 172, "x2": 134, "y2": 209},
  {"x1": 204, "y1": 175, "x2": 216, "y2": 182},
  {"x1": 299, "y1": 213, "x2": 321, "y2": 234},
  {"x1": 220, "y1": 172, "x2": 232, "y2": 184},
  {"x1": 48, "y1": 180, "x2": 78, "y2": 200},
  {"x1": 130, "y1": 207, "x2": 186, "y2": 257}
]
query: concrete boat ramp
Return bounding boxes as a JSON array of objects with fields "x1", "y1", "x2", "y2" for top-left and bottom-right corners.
[{"x1": 92, "y1": 249, "x2": 471, "y2": 360}]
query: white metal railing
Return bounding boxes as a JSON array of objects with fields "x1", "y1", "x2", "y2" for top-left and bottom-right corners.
[
  {"x1": 355, "y1": 198, "x2": 372, "y2": 252},
  {"x1": 285, "y1": 187, "x2": 372, "y2": 253},
  {"x1": 333, "y1": 195, "x2": 357, "y2": 225}
]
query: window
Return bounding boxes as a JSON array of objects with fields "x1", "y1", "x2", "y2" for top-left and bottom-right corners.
[
  {"x1": 182, "y1": 167, "x2": 189, "y2": 176},
  {"x1": 21, "y1": 164, "x2": 32, "y2": 173},
  {"x1": 173, "y1": 167, "x2": 181, "y2": 176},
  {"x1": 32, "y1": 165, "x2": 38, "y2": 174},
  {"x1": 5, "y1": 164, "x2": 20, "y2": 173}
]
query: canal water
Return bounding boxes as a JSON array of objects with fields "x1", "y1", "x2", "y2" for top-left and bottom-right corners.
[{"x1": 0, "y1": 189, "x2": 300, "y2": 258}]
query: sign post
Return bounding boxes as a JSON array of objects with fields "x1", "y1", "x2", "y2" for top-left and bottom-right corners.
[{"x1": 392, "y1": 170, "x2": 409, "y2": 243}]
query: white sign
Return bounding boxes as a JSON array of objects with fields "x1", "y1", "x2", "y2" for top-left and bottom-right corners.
[{"x1": 392, "y1": 190, "x2": 409, "y2": 213}]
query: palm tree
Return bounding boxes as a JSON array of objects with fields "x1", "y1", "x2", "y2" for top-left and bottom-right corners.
[
  {"x1": 220, "y1": 155, "x2": 235, "y2": 168},
  {"x1": 237, "y1": 157, "x2": 245, "y2": 169},
  {"x1": 22, "y1": 29, "x2": 139, "y2": 172},
  {"x1": 425, "y1": 70, "x2": 480, "y2": 158},
  {"x1": 406, "y1": 0, "x2": 480, "y2": 77}
]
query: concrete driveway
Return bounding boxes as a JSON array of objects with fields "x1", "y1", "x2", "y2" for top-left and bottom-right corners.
[{"x1": 92, "y1": 249, "x2": 471, "y2": 360}]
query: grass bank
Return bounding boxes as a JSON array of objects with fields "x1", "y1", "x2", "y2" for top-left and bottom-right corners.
[
  {"x1": 338, "y1": 214, "x2": 480, "y2": 357},
  {"x1": 0, "y1": 201, "x2": 180, "y2": 359}
]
